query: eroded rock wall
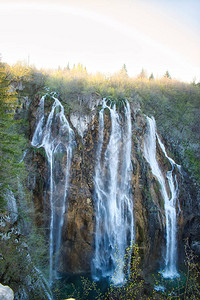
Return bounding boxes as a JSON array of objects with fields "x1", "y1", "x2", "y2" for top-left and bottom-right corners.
[{"x1": 28, "y1": 94, "x2": 191, "y2": 276}]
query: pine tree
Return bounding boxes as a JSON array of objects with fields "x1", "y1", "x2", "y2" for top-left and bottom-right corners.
[
  {"x1": 138, "y1": 68, "x2": 147, "y2": 79},
  {"x1": 164, "y1": 70, "x2": 171, "y2": 79},
  {"x1": 149, "y1": 73, "x2": 154, "y2": 80},
  {"x1": 119, "y1": 64, "x2": 128, "y2": 78},
  {"x1": 0, "y1": 62, "x2": 25, "y2": 206},
  {"x1": 66, "y1": 62, "x2": 70, "y2": 70}
]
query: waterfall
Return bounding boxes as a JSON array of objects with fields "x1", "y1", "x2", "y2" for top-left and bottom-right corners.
[
  {"x1": 144, "y1": 116, "x2": 179, "y2": 278},
  {"x1": 31, "y1": 93, "x2": 75, "y2": 284},
  {"x1": 92, "y1": 99, "x2": 134, "y2": 285}
]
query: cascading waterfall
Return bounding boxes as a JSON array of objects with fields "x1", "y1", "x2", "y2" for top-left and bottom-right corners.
[
  {"x1": 92, "y1": 99, "x2": 134, "y2": 285},
  {"x1": 31, "y1": 93, "x2": 75, "y2": 284},
  {"x1": 144, "y1": 116, "x2": 180, "y2": 278}
]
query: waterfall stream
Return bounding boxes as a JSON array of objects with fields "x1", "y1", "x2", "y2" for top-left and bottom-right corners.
[
  {"x1": 92, "y1": 99, "x2": 134, "y2": 285},
  {"x1": 31, "y1": 93, "x2": 75, "y2": 284},
  {"x1": 144, "y1": 116, "x2": 179, "y2": 278},
  {"x1": 31, "y1": 94, "x2": 180, "y2": 286}
]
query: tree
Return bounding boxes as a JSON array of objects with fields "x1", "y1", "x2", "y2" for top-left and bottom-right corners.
[
  {"x1": 0, "y1": 62, "x2": 25, "y2": 206},
  {"x1": 6, "y1": 61, "x2": 31, "y2": 85},
  {"x1": 66, "y1": 62, "x2": 70, "y2": 70},
  {"x1": 149, "y1": 73, "x2": 154, "y2": 80},
  {"x1": 164, "y1": 70, "x2": 171, "y2": 79},
  {"x1": 119, "y1": 64, "x2": 128, "y2": 78},
  {"x1": 137, "y1": 68, "x2": 147, "y2": 79}
]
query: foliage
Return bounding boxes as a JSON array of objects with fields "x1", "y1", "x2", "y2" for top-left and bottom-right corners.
[
  {"x1": 52, "y1": 276, "x2": 103, "y2": 300},
  {"x1": 5, "y1": 61, "x2": 32, "y2": 82},
  {"x1": 57, "y1": 241, "x2": 200, "y2": 300},
  {"x1": 104, "y1": 244, "x2": 153, "y2": 300},
  {"x1": 103, "y1": 241, "x2": 200, "y2": 300},
  {"x1": 137, "y1": 79, "x2": 200, "y2": 184},
  {"x1": 0, "y1": 213, "x2": 52, "y2": 299},
  {"x1": 25, "y1": 225, "x2": 49, "y2": 275},
  {"x1": 164, "y1": 70, "x2": 171, "y2": 79},
  {"x1": 0, "y1": 62, "x2": 27, "y2": 206},
  {"x1": 119, "y1": 64, "x2": 128, "y2": 79},
  {"x1": 181, "y1": 238, "x2": 200, "y2": 299},
  {"x1": 152, "y1": 239, "x2": 200, "y2": 299},
  {"x1": 2, "y1": 62, "x2": 199, "y2": 186},
  {"x1": 1, "y1": 61, "x2": 200, "y2": 298},
  {"x1": 0, "y1": 215, "x2": 26, "y2": 285},
  {"x1": 149, "y1": 73, "x2": 155, "y2": 80},
  {"x1": 0, "y1": 61, "x2": 50, "y2": 297},
  {"x1": 137, "y1": 68, "x2": 148, "y2": 80},
  {"x1": 0, "y1": 214, "x2": 40, "y2": 293},
  {"x1": 44, "y1": 66, "x2": 200, "y2": 184}
]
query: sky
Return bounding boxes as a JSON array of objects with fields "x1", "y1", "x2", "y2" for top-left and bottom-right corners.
[{"x1": 0, "y1": 0, "x2": 200, "y2": 82}]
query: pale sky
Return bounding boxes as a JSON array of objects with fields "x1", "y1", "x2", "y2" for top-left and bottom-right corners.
[{"x1": 0, "y1": 0, "x2": 200, "y2": 82}]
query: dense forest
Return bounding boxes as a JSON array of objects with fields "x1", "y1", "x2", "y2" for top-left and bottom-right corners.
[{"x1": 0, "y1": 60, "x2": 200, "y2": 299}]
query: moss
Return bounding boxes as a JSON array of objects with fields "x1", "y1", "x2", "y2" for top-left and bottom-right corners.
[
  {"x1": 33, "y1": 147, "x2": 46, "y2": 159},
  {"x1": 97, "y1": 104, "x2": 103, "y2": 111},
  {"x1": 152, "y1": 179, "x2": 164, "y2": 210},
  {"x1": 144, "y1": 186, "x2": 153, "y2": 204},
  {"x1": 185, "y1": 148, "x2": 200, "y2": 184}
]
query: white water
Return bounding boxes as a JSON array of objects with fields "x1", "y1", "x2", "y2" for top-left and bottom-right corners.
[
  {"x1": 34, "y1": 266, "x2": 53, "y2": 300},
  {"x1": 31, "y1": 93, "x2": 75, "y2": 284},
  {"x1": 19, "y1": 149, "x2": 28, "y2": 163},
  {"x1": 92, "y1": 99, "x2": 134, "y2": 285},
  {"x1": 144, "y1": 116, "x2": 179, "y2": 278}
]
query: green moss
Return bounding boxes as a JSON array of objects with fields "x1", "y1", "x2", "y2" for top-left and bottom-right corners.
[
  {"x1": 185, "y1": 148, "x2": 200, "y2": 184},
  {"x1": 152, "y1": 179, "x2": 164, "y2": 210},
  {"x1": 33, "y1": 147, "x2": 46, "y2": 159},
  {"x1": 144, "y1": 186, "x2": 153, "y2": 204}
]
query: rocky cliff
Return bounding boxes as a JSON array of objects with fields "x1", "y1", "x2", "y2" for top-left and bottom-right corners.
[
  {"x1": 28, "y1": 92, "x2": 197, "y2": 279},
  {"x1": 1, "y1": 65, "x2": 200, "y2": 299}
]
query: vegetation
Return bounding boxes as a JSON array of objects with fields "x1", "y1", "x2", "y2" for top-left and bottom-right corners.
[
  {"x1": 2, "y1": 62, "x2": 199, "y2": 189},
  {"x1": 43, "y1": 64, "x2": 200, "y2": 184},
  {"x1": 0, "y1": 61, "x2": 49, "y2": 296},
  {"x1": 0, "y1": 61, "x2": 199, "y2": 298},
  {"x1": 53, "y1": 242, "x2": 199, "y2": 299},
  {"x1": 0, "y1": 213, "x2": 49, "y2": 297},
  {"x1": 0, "y1": 61, "x2": 47, "y2": 206},
  {"x1": 136, "y1": 79, "x2": 200, "y2": 184},
  {"x1": 104, "y1": 244, "x2": 149, "y2": 300},
  {"x1": 0, "y1": 62, "x2": 26, "y2": 206}
]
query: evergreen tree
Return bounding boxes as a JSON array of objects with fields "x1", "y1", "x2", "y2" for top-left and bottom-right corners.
[
  {"x1": 149, "y1": 73, "x2": 154, "y2": 80},
  {"x1": 66, "y1": 62, "x2": 70, "y2": 70},
  {"x1": 119, "y1": 64, "x2": 128, "y2": 78},
  {"x1": 164, "y1": 70, "x2": 171, "y2": 79},
  {"x1": 0, "y1": 62, "x2": 25, "y2": 206},
  {"x1": 138, "y1": 68, "x2": 147, "y2": 79}
]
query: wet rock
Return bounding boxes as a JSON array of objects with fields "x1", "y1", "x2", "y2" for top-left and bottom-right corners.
[{"x1": 28, "y1": 94, "x2": 197, "y2": 276}]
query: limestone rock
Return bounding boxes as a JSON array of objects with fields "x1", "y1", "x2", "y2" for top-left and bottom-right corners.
[
  {"x1": 28, "y1": 94, "x2": 197, "y2": 277},
  {"x1": 5, "y1": 189, "x2": 18, "y2": 224},
  {"x1": 0, "y1": 284, "x2": 14, "y2": 300}
]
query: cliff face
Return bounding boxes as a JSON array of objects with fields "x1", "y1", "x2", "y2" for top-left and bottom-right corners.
[
  {"x1": 60, "y1": 115, "x2": 98, "y2": 273},
  {"x1": 28, "y1": 93, "x2": 198, "y2": 277},
  {"x1": 178, "y1": 173, "x2": 200, "y2": 258}
]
